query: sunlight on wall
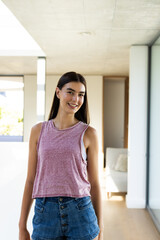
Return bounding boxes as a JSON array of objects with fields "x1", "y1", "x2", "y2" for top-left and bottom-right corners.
[
  {"x1": 0, "y1": 142, "x2": 34, "y2": 239},
  {"x1": 0, "y1": 0, "x2": 45, "y2": 56}
]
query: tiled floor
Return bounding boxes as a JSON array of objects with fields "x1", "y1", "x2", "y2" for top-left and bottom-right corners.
[{"x1": 100, "y1": 170, "x2": 160, "y2": 240}]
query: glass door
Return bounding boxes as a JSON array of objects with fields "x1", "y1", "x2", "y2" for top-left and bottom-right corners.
[{"x1": 148, "y1": 37, "x2": 160, "y2": 232}]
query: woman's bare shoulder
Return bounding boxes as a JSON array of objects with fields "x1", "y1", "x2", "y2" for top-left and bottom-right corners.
[
  {"x1": 30, "y1": 122, "x2": 44, "y2": 143},
  {"x1": 32, "y1": 122, "x2": 43, "y2": 131},
  {"x1": 85, "y1": 126, "x2": 98, "y2": 138},
  {"x1": 84, "y1": 126, "x2": 98, "y2": 149}
]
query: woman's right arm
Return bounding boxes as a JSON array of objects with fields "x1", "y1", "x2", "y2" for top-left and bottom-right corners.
[{"x1": 19, "y1": 123, "x2": 42, "y2": 240}]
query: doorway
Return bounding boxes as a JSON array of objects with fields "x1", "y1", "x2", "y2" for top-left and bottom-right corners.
[{"x1": 103, "y1": 77, "x2": 129, "y2": 167}]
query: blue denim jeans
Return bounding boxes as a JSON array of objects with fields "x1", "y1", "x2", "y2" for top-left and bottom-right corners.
[{"x1": 31, "y1": 196, "x2": 100, "y2": 240}]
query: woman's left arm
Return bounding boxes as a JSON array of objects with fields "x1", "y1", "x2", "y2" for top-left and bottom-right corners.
[{"x1": 85, "y1": 127, "x2": 104, "y2": 239}]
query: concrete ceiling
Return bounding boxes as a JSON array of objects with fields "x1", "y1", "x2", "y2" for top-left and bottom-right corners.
[{"x1": 1, "y1": 0, "x2": 160, "y2": 76}]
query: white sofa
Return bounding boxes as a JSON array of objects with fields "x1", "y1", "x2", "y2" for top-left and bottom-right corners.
[{"x1": 105, "y1": 147, "x2": 128, "y2": 197}]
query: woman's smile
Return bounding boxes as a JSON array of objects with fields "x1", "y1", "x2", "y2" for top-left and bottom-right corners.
[{"x1": 68, "y1": 103, "x2": 78, "y2": 109}]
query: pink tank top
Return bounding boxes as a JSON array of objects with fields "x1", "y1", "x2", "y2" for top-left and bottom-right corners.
[{"x1": 32, "y1": 120, "x2": 91, "y2": 198}]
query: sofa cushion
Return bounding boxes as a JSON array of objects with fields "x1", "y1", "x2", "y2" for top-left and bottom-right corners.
[
  {"x1": 106, "y1": 168, "x2": 127, "y2": 192},
  {"x1": 115, "y1": 154, "x2": 128, "y2": 172},
  {"x1": 106, "y1": 147, "x2": 128, "y2": 170}
]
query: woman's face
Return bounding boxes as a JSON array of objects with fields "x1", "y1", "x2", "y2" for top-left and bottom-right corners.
[{"x1": 56, "y1": 81, "x2": 85, "y2": 114}]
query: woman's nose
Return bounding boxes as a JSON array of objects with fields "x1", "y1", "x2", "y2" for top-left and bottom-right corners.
[{"x1": 72, "y1": 94, "x2": 78, "y2": 102}]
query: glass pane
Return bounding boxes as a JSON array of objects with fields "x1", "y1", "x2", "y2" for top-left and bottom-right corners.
[
  {"x1": 0, "y1": 77, "x2": 24, "y2": 142},
  {"x1": 148, "y1": 44, "x2": 160, "y2": 231}
]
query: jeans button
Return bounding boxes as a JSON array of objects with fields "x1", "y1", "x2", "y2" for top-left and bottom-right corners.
[
  {"x1": 62, "y1": 223, "x2": 68, "y2": 226},
  {"x1": 59, "y1": 197, "x2": 63, "y2": 202}
]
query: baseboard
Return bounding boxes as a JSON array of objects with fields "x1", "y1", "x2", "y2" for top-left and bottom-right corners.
[{"x1": 126, "y1": 195, "x2": 146, "y2": 208}]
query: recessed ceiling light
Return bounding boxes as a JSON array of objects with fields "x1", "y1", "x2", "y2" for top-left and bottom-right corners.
[{"x1": 78, "y1": 31, "x2": 92, "y2": 36}]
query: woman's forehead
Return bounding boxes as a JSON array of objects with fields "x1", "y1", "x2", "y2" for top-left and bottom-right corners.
[{"x1": 63, "y1": 82, "x2": 85, "y2": 92}]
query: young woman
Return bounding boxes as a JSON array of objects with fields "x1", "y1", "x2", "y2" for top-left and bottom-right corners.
[{"x1": 19, "y1": 72, "x2": 104, "y2": 240}]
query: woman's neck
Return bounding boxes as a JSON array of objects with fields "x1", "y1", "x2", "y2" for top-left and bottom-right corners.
[{"x1": 53, "y1": 112, "x2": 78, "y2": 130}]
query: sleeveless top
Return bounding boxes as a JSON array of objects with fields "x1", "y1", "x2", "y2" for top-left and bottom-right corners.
[{"x1": 32, "y1": 120, "x2": 91, "y2": 198}]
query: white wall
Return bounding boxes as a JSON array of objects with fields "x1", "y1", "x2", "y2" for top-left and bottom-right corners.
[
  {"x1": 126, "y1": 46, "x2": 148, "y2": 208},
  {"x1": 23, "y1": 75, "x2": 37, "y2": 141},
  {"x1": 85, "y1": 75, "x2": 103, "y2": 173},
  {"x1": 45, "y1": 75, "x2": 61, "y2": 120},
  {"x1": 24, "y1": 75, "x2": 60, "y2": 140},
  {"x1": 0, "y1": 143, "x2": 34, "y2": 239}
]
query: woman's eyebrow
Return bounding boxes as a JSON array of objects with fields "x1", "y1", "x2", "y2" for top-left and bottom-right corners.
[{"x1": 66, "y1": 87, "x2": 85, "y2": 93}]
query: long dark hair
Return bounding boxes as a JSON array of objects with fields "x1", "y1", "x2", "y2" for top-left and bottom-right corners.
[{"x1": 48, "y1": 71, "x2": 90, "y2": 124}]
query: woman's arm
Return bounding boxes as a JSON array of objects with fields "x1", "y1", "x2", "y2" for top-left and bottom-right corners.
[
  {"x1": 19, "y1": 123, "x2": 42, "y2": 240},
  {"x1": 84, "y1": 127, "x2": 104, "y2": 237}
]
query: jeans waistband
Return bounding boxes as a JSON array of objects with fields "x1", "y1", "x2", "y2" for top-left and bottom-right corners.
[{"x1": 36, "y1": 196, "x2": 81, "y2": 204}]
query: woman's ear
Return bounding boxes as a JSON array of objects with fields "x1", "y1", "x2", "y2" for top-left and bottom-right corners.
[{"x1": 56, "y1": 87, "x2": 60, "y2": 99}]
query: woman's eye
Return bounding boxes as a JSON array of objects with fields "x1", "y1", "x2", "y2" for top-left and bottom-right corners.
[
  {"x1": 79, "y1": 94, "x2": 84, "y2": 97},
  {"x1": 67, "y1": 91, "x2": 73, "y2": 95}
]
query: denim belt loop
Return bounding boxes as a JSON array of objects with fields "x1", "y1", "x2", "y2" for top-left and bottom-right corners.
[{"x1": 42, "y1": 197, "x2": 46, "y2": 204}]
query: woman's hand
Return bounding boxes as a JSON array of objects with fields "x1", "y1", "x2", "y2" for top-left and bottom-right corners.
[
  {"x1": 19, "y1": 228, "x2": 31, "y2": 240},
  {"x1": 98, "y1": 229, "x2": 104, "y2": 240}
]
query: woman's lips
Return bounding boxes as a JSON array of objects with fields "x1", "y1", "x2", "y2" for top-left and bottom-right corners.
[{"x1": 68, "y1": 103, "x2": 78, "y2": 109}]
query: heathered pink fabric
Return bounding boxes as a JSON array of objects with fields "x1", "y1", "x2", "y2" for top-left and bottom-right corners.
[{"x1": 32, "y1": 120, "x2": 91, "y2": 198}]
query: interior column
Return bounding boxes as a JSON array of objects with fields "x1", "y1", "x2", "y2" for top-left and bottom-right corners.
[
  {"x1": 37, "y1": 57, "x2": 46, "y2": 122},
  {"x1": 126, "y1": 46, "x2": 148, "y2": 208}
]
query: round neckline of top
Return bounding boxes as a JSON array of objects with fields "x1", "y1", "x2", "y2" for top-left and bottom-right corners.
[{"x1": 51, "y1": 120, "x2": 81, "y2": 131}]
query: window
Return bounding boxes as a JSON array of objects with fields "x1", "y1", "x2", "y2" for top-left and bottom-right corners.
[{"x1": 0, "y1": 76, "x2": 24, "y2": 142}]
